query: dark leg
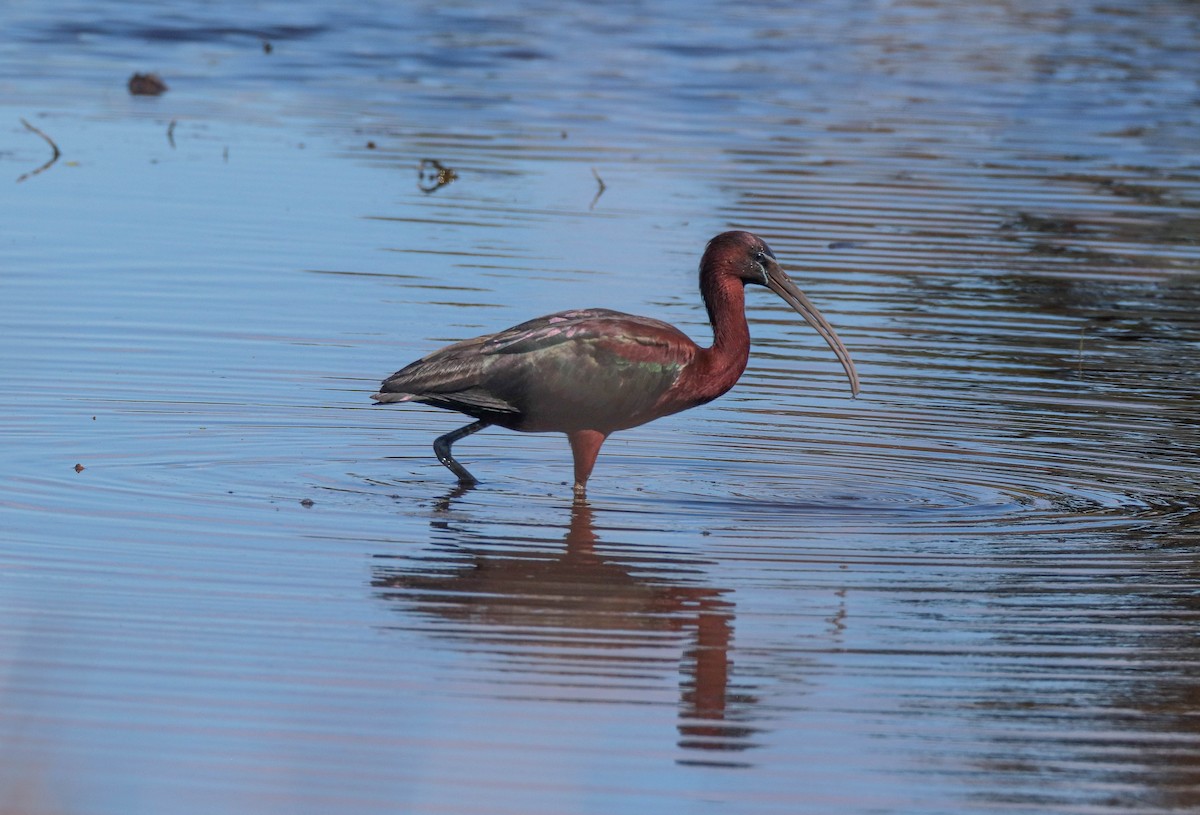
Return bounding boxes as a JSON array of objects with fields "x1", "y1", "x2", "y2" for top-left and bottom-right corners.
[{"x1": 433, "y1": 420, "x2": 490, "y2": 484}]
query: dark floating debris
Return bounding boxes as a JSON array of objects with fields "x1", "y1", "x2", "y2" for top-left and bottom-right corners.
[
  {"x1": 74, "y1": 463, "x2": 85, "y2": 473},
  {"x1": 16, "y1": 117, "x2": 61, "y2": 183},
  {"x1": 418, "y1": 158, "x2": 457, "y2": 193},
  {"x1": 128, "y1": 72, "x2": 168, "y2": 96},
  {"x1": 366, "y1": 141, "x2": 376, "y2": 149},
  {"x1": 262, "y1": 40, "x2": 273, "y2": 54},
  {"x1": 166, "y1": 119, "x2": 177, "y2": 148},
  {"x1": 589, "y1": 167, "x2": 606, "y2": 210},
  {"x1": 299, "y1": 498, "x2": 314, "y2": 508}
]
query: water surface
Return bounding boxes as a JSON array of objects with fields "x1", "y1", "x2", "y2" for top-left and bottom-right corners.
[{"x1": 2, "y1": 1, "x2": 1199, "y2": 813}]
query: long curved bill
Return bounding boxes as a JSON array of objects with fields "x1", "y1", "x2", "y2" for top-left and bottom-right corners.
[{"x1": 764, "y1": 262, "x2": 860, "y2": 397}]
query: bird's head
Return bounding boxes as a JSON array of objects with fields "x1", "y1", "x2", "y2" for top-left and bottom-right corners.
[{"x1": 702, "y1": 230, "x2": 860, "y2": 397}]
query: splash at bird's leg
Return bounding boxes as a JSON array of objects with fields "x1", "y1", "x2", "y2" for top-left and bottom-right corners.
[
  {"x1": 567, "y1": 429, "x2": 608, "y2": 496},
  {"x1": 433, "y1": 420, "x2": 490, "y2": 485}
]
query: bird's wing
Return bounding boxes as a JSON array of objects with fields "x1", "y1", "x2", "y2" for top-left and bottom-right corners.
[
  {"x1": 477, "y1": 309, "x2": 628, "y2": 352},
  {"x1": 477, "y1": 311, "x2": 699, "y2": 431},
  {"x1": 375, "y1": 309, "x2": 697, "y2": 426},
  {"x1": 481, "y1": 309, "x2": 667, "y2": 355},
  {"x1": 375, "y1": 331, "x2": 523, "y2": 412}
]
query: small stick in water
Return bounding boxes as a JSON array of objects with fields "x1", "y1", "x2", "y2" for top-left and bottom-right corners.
[
  {"x1": 589, "y1": 167, "x2": 606, "y2": 209},
  {"x1": 16, "y1": 117, "x2": 61, "y2": 183}
]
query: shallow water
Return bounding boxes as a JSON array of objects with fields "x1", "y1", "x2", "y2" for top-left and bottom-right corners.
[{"x1": 3, "y1": 1, "x2": 1200, "y2": 813}]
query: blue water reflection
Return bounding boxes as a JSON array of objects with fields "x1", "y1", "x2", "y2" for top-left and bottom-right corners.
[{"x1": 2, "y1": 1, "x2": 1199, "y2": 813}]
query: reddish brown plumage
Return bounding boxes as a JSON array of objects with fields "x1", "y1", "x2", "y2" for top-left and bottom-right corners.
[{"x1": 374, "y1": 231, "x2": 859, "y2": 494}]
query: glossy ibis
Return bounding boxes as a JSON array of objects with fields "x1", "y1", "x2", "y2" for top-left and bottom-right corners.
[{"x1": 373, "y1": 231, "x2": 859, "y2": 494}]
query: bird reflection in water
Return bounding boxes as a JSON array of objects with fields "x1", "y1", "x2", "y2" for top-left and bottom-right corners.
[{"x1": 371, "y1": 491, "x2": 761, "y2": 764}]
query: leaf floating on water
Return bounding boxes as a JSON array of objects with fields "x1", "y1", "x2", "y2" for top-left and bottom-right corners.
[
  {"x1": 128, "y1": 72, "x2": 168, "y2": 96},
  {"x1": 74, "y1": 463, "x2": 84, "y2": 473}
]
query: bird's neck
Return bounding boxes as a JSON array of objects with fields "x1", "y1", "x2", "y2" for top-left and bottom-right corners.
[{"x1": 694, "y1": 273, "x2": 751, "y2": 401}]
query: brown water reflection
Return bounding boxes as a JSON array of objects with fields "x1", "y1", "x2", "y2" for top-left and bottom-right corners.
[{"x1": 372, "y1": 496, "x2": 760, "y2": 766}]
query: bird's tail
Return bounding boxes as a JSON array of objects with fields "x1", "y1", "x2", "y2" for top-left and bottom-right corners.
[{"x1": 371, "y1": 391, "x2": 415, "y2": 404}]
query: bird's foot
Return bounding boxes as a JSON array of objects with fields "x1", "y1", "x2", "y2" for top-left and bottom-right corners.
[{"x1": 434, "y1": 450, "x2": 477, "y2": 485}]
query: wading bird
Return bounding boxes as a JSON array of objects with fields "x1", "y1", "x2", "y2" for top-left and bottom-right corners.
[{"x1": 373, "y1": 231, "x2": 859, "y2": 495}]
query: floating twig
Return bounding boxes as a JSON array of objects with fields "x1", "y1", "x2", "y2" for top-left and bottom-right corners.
[
  {"x1": 16, "y1": 117, "x2": 61, "y2": 183},
  {"x1": 589, "y1": 167, "x2": 606, "y2": 210},
  {"x1": 166, "y1": 119, "x2": 177, "y2": 148}
]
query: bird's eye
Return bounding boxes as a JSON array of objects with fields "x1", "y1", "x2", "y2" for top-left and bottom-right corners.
[{"x1": 754, "y1": 251, "x2": 766, "y2": 265}]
